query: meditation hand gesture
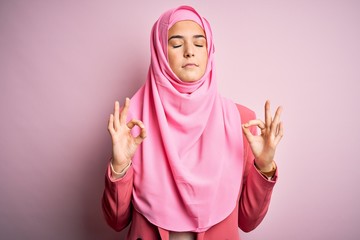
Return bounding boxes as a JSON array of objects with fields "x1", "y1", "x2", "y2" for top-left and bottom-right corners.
[
  {"x1": 108, "y1": 98, "x2": 147, "y2": 174},
  {"x1": 242, "y1": 100, "x2": 283, "y2": 174}
]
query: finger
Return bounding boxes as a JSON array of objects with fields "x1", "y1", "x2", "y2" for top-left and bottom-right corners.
[
  {"x1": 270, "y1": 106, "x2": 283, "y2": 135},
  {"x1": 127, "y1": 119, "x2": 143, "y2": 129},
  {"x1": 264, "y1": 100, "x2": 272, "y2": 128},
  {"x1": 242, "y1": 124, "x2": 255, "y2": 142},
  {"x1": 274, "y1": 122, "x2": 284, "y2": 145},
  {"x1": 134, "y1": 125, "x2": 147, "y2": 145},
  {"x1": 127, "y1": 119, "x2": 147, "y2": 145},
  {"x1": 108, "y1": 114, "x2": 115, "y2": 135},
  {"x1": 275, "y1": 119, "x2": 281, "y2": 135},
  {"x1": 127, "y1": 119, "x2": 147, "y2": 136},
  {"x1": 245, "y1": 119, "x2": 266, "y2": 130},
  {"x1": 120, "y1": 98, "x2": 130, "y2": 126},
  {"x1": 113, "y1": 101, "x2": 120, "y2": 130}
]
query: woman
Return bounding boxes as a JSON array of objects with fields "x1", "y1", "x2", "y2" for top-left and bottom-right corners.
[{"x1": 102, "y1": 5, "x2": 283, "y2": 240}]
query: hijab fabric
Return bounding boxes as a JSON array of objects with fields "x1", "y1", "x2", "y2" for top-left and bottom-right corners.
[{"x1": 127, "y1": 5, "x2": 244, "y2": 232}]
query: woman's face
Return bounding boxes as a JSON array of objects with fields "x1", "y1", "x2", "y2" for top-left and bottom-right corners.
[{"x1": 168, "y1": 20, "x2": 208, "y2": 82}]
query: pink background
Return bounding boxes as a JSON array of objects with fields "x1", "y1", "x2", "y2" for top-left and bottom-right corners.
[{"x1": 1, "y1": 0, "x2": 359, "y2": 239}]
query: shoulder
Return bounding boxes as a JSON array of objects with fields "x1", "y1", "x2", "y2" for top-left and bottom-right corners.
[{"x1": 234, "y1": 103, "x2": 256, "y2": 123}]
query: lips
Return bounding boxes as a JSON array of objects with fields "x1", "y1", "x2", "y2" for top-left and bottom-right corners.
[{"x1": 182, "y1": 63, "x2": 199, "y2": 68}]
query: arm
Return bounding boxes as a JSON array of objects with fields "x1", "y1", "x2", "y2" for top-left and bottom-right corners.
[
  {"x1": 102, "y1": 163, "x2": 134, "y2": 231},
  {"x1": 236, "y1": 104, "x2": 280, "y2": 232},
  {"x1": 238, "y1": 127, "x2": 277, "y2": 232},
  {"x1": 102, "y1": 98, "x2": 146, "y2": 231}
]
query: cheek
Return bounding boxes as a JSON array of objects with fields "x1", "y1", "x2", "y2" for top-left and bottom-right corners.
[
  {"x1": 168, "y1": 52, "x2": 184, "y2": 75},
  {"x1": 201, "y1": 51, "x2": 208, "y2": 67},
  {"x1": 168, "y1": 52, "x2": 176, "y2": 71}
]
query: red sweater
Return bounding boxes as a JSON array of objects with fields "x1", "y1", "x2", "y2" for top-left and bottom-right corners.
[{"x1": 102, "y1": 104, "x2": 278, "y2": 239}]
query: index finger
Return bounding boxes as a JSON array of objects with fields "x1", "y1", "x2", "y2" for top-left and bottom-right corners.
[{"x1": 120, "y1": 98, "x2": 130, "y2": 125}]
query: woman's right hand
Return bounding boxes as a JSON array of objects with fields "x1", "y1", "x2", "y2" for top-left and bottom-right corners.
[{"x1": 108, "y1": 98, "x2": 147, "y2": 173}]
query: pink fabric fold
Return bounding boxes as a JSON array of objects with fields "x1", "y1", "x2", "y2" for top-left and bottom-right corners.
[{"x1": 127, "y1": 5, "x2": 244, "y2": 232}]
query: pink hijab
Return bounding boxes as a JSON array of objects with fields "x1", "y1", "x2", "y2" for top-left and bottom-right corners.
[{"x1": 128, "y1": 5, "x2": 244, "y2": 232}]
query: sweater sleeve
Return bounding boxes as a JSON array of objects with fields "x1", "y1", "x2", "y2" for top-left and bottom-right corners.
[
  {"x1": 101, "y1": 163, "x2": 134, "y2": 231},
  {"x1": 236, "y1": 104, "x2": 278, "y2": 232}
]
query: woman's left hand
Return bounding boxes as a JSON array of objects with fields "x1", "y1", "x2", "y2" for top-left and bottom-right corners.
[{"x1": 242, "y1": 100, "x2": 284, "y2": 172}]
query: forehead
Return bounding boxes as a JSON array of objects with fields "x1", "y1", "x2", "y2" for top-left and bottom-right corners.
[{"x1": 168, "y1": 20, "x2": 205, "y2": 36}]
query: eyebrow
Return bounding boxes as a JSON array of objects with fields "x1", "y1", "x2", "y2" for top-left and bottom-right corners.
[{"x1": 168, "y1": 34, "x2": 206, "y2": 42}]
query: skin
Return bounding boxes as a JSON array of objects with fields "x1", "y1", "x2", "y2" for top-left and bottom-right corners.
[
  {"x1": 108, "y1": 21, "x2": 283, "y2": 179},
  {"x1": 242, "y1": 100, "x2": 283, "y2": 173},
  {"x1": 167, "y1": 20, "x2": 208, "y2": 82},
  {"x1": 108, "y1": 98, "x2": 146, "y2": 173},
  {"x1": 107, "y1": 19, "x2": 283, "y2": 239}
]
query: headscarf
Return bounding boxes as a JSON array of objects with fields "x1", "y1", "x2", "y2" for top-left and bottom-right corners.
[{"x1": 127, "y1": 5, "x2": 244, "y2": 232}]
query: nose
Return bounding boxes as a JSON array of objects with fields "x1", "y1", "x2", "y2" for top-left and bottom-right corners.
[{"x1": 184, "y1": 44, "x2": 195, "y2": 58}]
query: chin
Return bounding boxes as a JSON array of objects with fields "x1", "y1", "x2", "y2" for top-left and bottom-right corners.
[
  {"x1": 179, "y1": 74, "x2": 202, "y2": 82},
  {"x1": 181, "y1": 79, "x2": 199, "y2": 83}
]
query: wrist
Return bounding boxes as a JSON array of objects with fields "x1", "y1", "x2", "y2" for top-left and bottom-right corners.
[
  {"x1": 254, "y1": 160, "x2": 277, "y2": 178},
  {"x1": 111, "y1": 159, "x2": 132, "y2": 176},
  {"x1": 254, "y1": 159, "x2": 274, "y2": 172}
]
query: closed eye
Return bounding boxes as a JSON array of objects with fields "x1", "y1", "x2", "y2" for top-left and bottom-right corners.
[
  {"x1": 173, "y1": 45, "x2": 182, "y2": 48},
  {"x1": 195, "y1": 44, "x2": 204, "y2": 47}
]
